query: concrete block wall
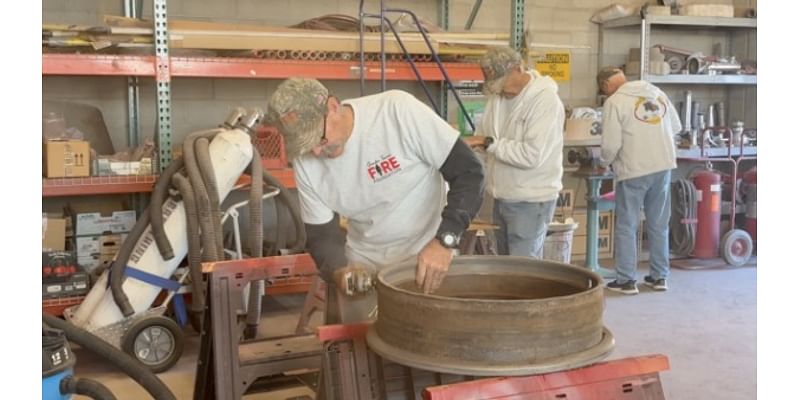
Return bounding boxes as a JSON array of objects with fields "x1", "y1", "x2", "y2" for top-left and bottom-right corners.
[{"x1": 43, "y1": 0, "x2": 757, "y2": 151}]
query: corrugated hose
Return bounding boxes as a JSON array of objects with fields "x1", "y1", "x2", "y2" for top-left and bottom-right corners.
[{"x1": 669, "y1": 179, "x2": 697, "y2": 257}]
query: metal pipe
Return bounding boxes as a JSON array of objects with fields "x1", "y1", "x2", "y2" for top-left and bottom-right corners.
[
  {"x1": 465, "y1": 0, "x2": 484, "y2": 30},
  {"x1": 359, "y1": 0, "x2": 367, "y2": 95},
  {"x1": 683, "y1": 90, "x2": 692, "y2": 131},
  {"x1": 363, "y1": 12, "x2": 439, "y2": 115},
  {"x1": 380, "y1": 0, "x2": 386, "y2": 92},
  {"x1": 276, "y1": 50, "x2": 287, "y2": 59},
  {"x1": 385, "y1": 8, "x2": 475, "y2": 130},
  {"x1": 715, "y1": 101, "x2": 727, "y2": 127},
  {"x1": 707, "y1": 104, "x2": 716, "y2": 128}
]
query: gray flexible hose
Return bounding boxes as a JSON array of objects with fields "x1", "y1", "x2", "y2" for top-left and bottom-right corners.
[
  {"x1": 670, "y1": 179, "x2": 697, "y2": 256},
  {"x1": 245, "y1": 146, "x2": 264, "y2": 332},
  {"x1": 183, "y1": 131, "x2": 220, "y2": 261},
  {"x1": 171, "y1": 173, "x2": 205, "y2": 315},
  {"x1": 43, "y1": 313, "x2": 176, "y2": 400},
  {"x1": 262, "y1": 171, "x2": 307, "y2": 252},
  {"x1": 110, "y1": 206, "x2": 151, "y2": 317},
  {"x1": 60, "y1": 376, "x2": 117, "y2": 400},
  {"x1": 196, "y1": 137, "x2": 225, "y2": 257},
  {"x1": 149, "y1": 157, "x2": 185, "y2": 260}
]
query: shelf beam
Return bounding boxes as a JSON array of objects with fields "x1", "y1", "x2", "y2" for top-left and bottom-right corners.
[
  {"x1": 43, "y1": 54, "x2": 484, "y2": 81},
  {"x1": 644, "y1": 74, "x2": 756, "y2": 85},
  {"x1": 42, "y1": 169, "x2": 296, "y2": 197},
  {"x1": 603, "y1": 15, "x2": 757, "y2": 29}
]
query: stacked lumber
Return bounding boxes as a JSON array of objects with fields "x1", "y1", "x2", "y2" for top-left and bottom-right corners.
[{"x1": 43, "y1": 15, "x2": 509, "y2": 60}]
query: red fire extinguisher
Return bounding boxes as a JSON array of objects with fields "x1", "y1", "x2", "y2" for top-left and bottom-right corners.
[
  {"x1": 742, "y1": 166, "x2": 757, "y2": 249},
  {"x1": 693, "y1": 166, "x2": 722, "y2": 259}
]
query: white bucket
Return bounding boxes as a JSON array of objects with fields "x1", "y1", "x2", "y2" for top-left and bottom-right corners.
[{"x1": 543, "y1": 222, "x2": 578, "y2": 264}]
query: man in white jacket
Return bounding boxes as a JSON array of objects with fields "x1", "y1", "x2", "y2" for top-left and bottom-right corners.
[
  {"x1": 597, "y1": 67, "x2": 681, "y2": 295},
  {"x1": 465, "y1": 46, "x2": 564, "y2": 258}
]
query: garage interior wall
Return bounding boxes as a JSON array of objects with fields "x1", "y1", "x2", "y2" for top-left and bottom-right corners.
[{"x1": 43, "y1": 0, "x2": 757, "y2": 150}]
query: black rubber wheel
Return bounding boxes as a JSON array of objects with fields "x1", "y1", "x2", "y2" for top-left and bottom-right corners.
[
  {"x1": 720, "y1": 229, "x2": 753, "y2": 267},
  {"x1": 122, "y1": 315, "x2": 184, "y2": 373}
]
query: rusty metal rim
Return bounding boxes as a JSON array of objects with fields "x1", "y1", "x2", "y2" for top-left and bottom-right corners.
[
  {"x1": 366, "y1": 326, "x2": 615, "y2": 376},
  {"x1": 377, "y1": 256, "x2": 604, "y2": 304}
]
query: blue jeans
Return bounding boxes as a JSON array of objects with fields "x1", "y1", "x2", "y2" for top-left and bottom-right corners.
[
  {"x1": 614, "y1": 170, "x2": 671, "y2": 282},
  {"x1": 493, "y1": 199, "x2": 557, "y2": 258}
]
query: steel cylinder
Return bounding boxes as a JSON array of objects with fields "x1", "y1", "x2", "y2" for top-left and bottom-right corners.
[
  {"x1": 743, "y1": 167, "x2": 757, "y2": 247},
  {"x1": 367, "y1": 256, "x2": 613, "y2": 376},
  {"x1": 694, "y1": 169, "x2": 722, "y2": 258}
]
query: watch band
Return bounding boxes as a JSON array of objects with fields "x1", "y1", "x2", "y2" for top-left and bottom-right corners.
[{"x1": 483, "y1": 136, "x2": 495, "y2": 149}]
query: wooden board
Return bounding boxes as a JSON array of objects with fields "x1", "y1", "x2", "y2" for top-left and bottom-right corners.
[{"x1": 170, "y1": 31, "x2": 438, "y2": 53}]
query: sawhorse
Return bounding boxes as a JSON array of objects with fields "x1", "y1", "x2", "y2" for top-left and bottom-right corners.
[
  {"x1": 193, "y1": 254, "x2": 321, "y2": 400},
  {"x1": 316, "y1": 323, "x2": 670, "y2": 400}
]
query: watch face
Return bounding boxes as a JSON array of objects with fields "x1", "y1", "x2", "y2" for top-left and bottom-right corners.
[{"x1": 441, "y1": 233, "x2": 457, "y2": 248}]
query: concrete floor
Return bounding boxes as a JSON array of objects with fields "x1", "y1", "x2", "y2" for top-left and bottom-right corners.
[{"x1": 72, "y1": 259, "x2": 756, "y2": 399}]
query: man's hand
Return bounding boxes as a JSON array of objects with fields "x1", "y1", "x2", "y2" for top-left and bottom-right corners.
[
  {"x1": 416, "y1": 239, "x2": 455, "y2": 294},
  {"x1": 462, "y1": 136, "x2": 486, "y2": 149},
  {"x1": 332, "y1": 264, "x2": 376, "y2": 296}
]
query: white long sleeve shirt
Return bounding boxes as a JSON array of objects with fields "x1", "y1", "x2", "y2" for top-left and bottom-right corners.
[
  {"x1": 600, "y1": 81, "x2": 681, "y2": 181},
  {"x1": 477, "y1": 70, "x2": 564, "y2": 202}
]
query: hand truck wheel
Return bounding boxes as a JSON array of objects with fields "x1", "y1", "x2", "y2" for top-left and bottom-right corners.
[
  {"x1": 122, "y1": 315, "x2": 184, "y2": 373},
  {"x1": 720, "y1": 229, "x2": 753, "y2": 267}
]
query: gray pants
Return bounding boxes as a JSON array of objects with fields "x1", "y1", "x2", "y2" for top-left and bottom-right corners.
[{"x1": 493, "y1": 199, "x2": 557, "y2": 258}]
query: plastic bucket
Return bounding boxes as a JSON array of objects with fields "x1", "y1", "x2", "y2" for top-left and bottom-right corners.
[{"x1": 543, "y1": 222, "x2": 578, "y2": 264}]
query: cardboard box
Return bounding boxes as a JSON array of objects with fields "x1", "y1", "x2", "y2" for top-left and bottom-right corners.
[
  {"x1": 564, "y1": 119, "x2": 596, "y2": 142},
  {"x1": 678, "y1": 4, "x2": 734, "y2": 17},
  {"x1": 77, "y1": 254, "x2": 102, "y2": 272},
  {"x1": 76, "y1": 233, "x2": 126, "y2": 258},
  {"x1": 42, "y1": 214, "x2": 66, "y2": 251},
  {"x1": 555, "y1": 189, "x2": 575, "y2": 215},
  {"x1": 571, "y1": 234, "x2": 614, "y2": 258},
  {"x1": 75, "y1": 211, "x2": 136, "y2": 237},
  {"x1": 43, "y1": 140, "x2": 91, "y2": 178},
  {"x1": 96, "y1": 158, "x2": 153, "y2": 176},
  {"x1": 555, "y1": 209, "x2": 613, "y2": 236}
]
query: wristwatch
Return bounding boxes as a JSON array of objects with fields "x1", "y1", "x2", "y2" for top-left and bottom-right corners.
[
  {"x1": 482, "y1": 136, "x2": 495, "y2": 150},
  {"x1": 437, "y1": 231, "x2": 460, "y2": 249}
]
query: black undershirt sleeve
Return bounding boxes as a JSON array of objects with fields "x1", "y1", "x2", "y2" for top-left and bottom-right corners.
[
  {"x1": 304, "y1": 214, "x2": 348, "y2": 282},
  {"x1": 436, "y1": 138, "x2": 486, "y2": 238}
]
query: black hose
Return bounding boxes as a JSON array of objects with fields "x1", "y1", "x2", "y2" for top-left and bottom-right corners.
[
  {"x1": 172, "y1": 173, "x2": 205, "y2": 315},
  {"x1": 196, "y1": 137, "x2": 225, "y2": 257},
  {"x1": 262, "y1": 171, "x2": 306, "y2": 252},
  {"x1": 149, "y1": 157, "x2": 185, "y2": 260},
  {"x1": 43, "y1": 314, "x2": 176, "y2": 400},
  {"x1": 60, "y1": 376, "x2": 117, "y2": 400},
  {"x1": 110, "y1": 206, "x2": 151, "y2": 317},
  {"x1": 184, "y1": 131, "x2": 220, "y2": 262},
  {"x1": 245, "y1": 146, "x2": 264, "y2": 331},
  {"x1": 670, "y1": 179, "x2": 697, "y2": 256}
]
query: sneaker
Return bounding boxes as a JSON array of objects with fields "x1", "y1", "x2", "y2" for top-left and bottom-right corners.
[
  {"x1": 643, "y1": 276, "x2": 668, "y2": 291},
  {"x1": 605, "y1": 280, "x2": 638, "y2": 295}
]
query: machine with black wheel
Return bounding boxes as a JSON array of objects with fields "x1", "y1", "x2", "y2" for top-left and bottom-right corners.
[{"x1": 59, "y1": 108, "x2": 306, "y2": 374}]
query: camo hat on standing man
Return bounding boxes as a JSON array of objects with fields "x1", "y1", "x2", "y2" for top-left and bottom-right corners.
[
  {"x1": 479, "y1": 46, "x2": 523, "y2": 95},
  {"x1": 266, "y1": 78, "x2": 329, "y2": 160}
]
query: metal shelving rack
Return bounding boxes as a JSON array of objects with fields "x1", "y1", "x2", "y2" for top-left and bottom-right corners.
[
  {"x1": 42, "y1": 0, "x2": 494, "y2": 197},
  {"x1": 41, "y1": 54, "x2": 482, "y2": 195},
  {"x1": 600, "y1": 14, "x2": 757, "y2": 85},
  {"x1": 599, "y1": 13, "x2": 758, "y2": 155}
]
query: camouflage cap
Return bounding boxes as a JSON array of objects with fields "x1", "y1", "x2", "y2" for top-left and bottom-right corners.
[
  {"x1": 596, "y1": 66, "x2": 624, "y2": 93},
  {"x1": 266, "y1": 78, "x2": 329, "y2": 159},
  {"x1": 479, "y1": 46, "x2": 523, "y2": 95}
]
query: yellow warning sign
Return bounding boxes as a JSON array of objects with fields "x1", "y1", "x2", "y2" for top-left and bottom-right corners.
[{"x1": 535, "y1": 52, "x2": 571, "y2": 81}]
